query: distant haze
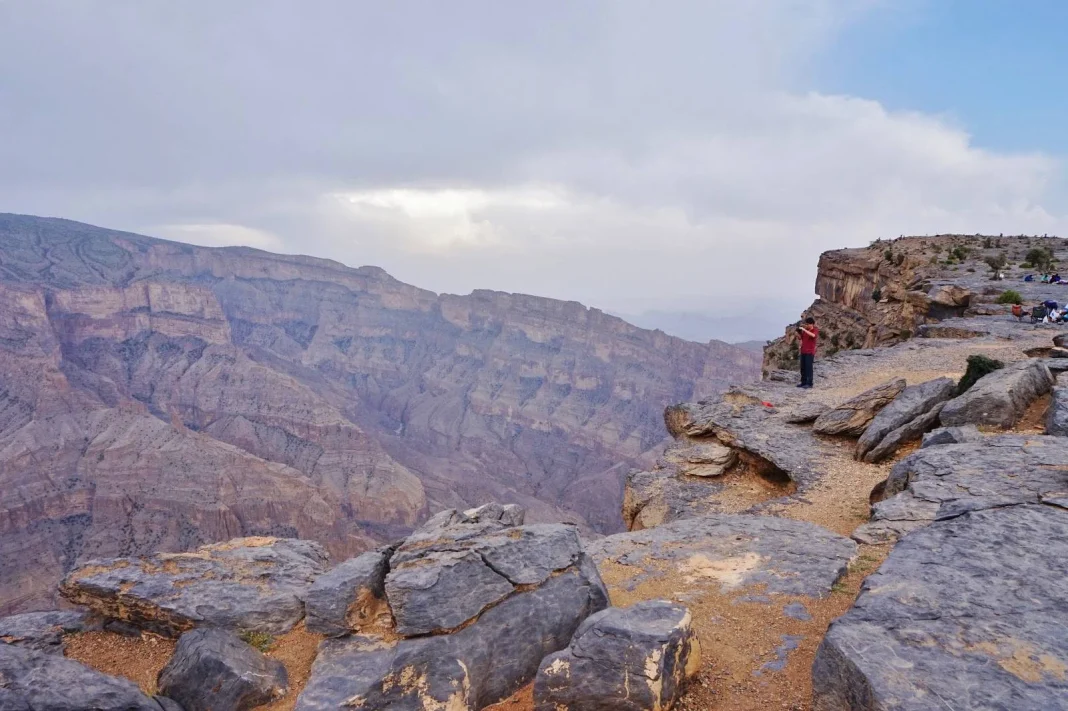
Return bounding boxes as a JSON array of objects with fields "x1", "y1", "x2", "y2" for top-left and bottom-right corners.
[{"x1": 613, "y1": 309, "x2": 794, "y2": 345}]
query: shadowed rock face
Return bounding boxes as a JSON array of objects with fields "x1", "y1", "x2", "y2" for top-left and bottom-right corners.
[{"x1": 0, "y1": 214, "x2": 760, "y2": 613}]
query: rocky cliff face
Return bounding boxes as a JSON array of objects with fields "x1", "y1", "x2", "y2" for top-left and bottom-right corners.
[
  {"x1": 0, "y1": 214, "x2": 760, "y2": 613},
  {"x1": 763, "y1": 234, "x2": 1067, "y2": 374}
]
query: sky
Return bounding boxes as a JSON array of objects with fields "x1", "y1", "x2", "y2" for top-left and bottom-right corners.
[{"x1": 1, "y1": 1, "x2": 1066, "y2": 342}]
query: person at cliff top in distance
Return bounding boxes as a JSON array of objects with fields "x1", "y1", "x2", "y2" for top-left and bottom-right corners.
[{"x1": 797, "y1": 317, "x2": 819, "y2": 389}]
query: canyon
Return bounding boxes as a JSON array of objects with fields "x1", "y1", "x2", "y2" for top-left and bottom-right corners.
[{"x1": 0, "y1": 213, "x2": 760, "y2": 614}]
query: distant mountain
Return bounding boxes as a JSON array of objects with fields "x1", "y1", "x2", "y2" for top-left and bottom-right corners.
[{"x1": 0, "y1": 214, "x2": 761, "y2": 613}]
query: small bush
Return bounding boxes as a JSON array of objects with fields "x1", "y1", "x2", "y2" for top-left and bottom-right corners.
[
  {"x1": 871, "y1": 286, "x2": 882, "y2": 301},
  {"x1": 957, "y1": 355, "x2": 1004, "y2": 395},
  {"x1": 983, "y1": 236, "x2": 993, "y2": 248},
  {"x1": 951, "y1": 245, "x2": 969, "y2": 261},
  {"x1": 239, "y1": 630, "x2": 274, "y2": 653},
  {"x1": 884, "y1": 248, "x2": 894, "y2": 262},
  {"x1": 1026, "y1": 247, "x2": 1055, "y2": 271},
  {"x1": 894, "y1": 253, "x2": 905, "y2": 266},
  {"x1": 996, "y1": 290, "x2": 1023, "y2": 305}
]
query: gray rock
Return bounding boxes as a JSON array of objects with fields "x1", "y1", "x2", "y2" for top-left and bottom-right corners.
[
  {"x1": 61, "y1": 537, "x2": 329, "y2": 637},
  {"x1": 463, "y1": 502, "x2": 526, "y2": 527},
  {"x1": 855, "y1": 377, "x2": 956, "y2": 460},
  {"x1": 386, "y1": 550, "x2": 514, "y2": 637},
  {"x1": 853, "y1": 435, "x2": 1068, "y2": 544},
  {"x1": 1055, "y1": 333, "x2": 1068, "y2": 349},
  {"x1": 861, "y1": 401, "x2": 946, "y2": 463},
  {"x1": 158, "y1": 628, "x2": 288, "y2": 711},
  {"x1": 783, "y1": 602, "x2": 812, "y2": 622},
  {"x1": 1051, "y1": 347, "x2": 1068, "y2": 358},
  {"x1": 1043, "y1": 357, "x2": 1068, "y2": 373},
  {"x1": 534, "y1": 601, "x2": 700, "y2": 711},
  {"x1": 589, "y1": 514, "x2": 856, "y2": 597},
  {"x1": 305, "y1": 548, "x2": 392, "y2": 637},
  {"x1": 1047, "y1": 386, "x2": 1068, "y2": 436},
  {"x1": 814, "y1": 504, "x2": 1068, "y2": 711},
  {"x1": 0, "y1": 642, "x2": 171, "y2": 710},
  {"x1": 661, "y1": 441, "x2": 736, "y2": 476},
  {"x1": 920, "y1": 424, "x2": 982, "y2": 448},
  {"x1": 473, "y1": 524, "x2": 582, "y2": 585},
  {"x1": 0, "y1": 610, "x2": 94, "y2": 654},
  {"x1": 623, "y1": 467, "x2": 734, "y2": 531},
  {"x1": 154, "y1": 698, "x2": 184, "y2": 711},
  {"x1": 783, "y1": 401, "x2": 830, "y2": 424},
  {"x1": 813, "y1": 378, "x2": 907, "y2": 436},
  {"x1": 296, "y1": 564, "x2": 608, "y2": 710},
  {"x1": 940, "y1": 359, "x2": 1054, "y2": 428}
]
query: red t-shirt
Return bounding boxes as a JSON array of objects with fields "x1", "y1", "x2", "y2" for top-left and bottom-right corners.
[{"x1": 799, "y1": 325, "x2": 819, "y2": 355}]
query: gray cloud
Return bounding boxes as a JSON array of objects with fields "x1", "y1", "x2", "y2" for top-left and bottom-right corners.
[{"x1": 0, "y1": 1, "x2": 1064, "y2": 340}]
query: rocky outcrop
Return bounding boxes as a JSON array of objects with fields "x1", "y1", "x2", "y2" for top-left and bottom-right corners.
[
  {"x1": 855, "y1": 377, "x2": 956, "y2": 461},
  {"x1": 295, "y1": 509, "x2": 609, "y2": 710},
  {"x1": 589, "y1": 515, "x2": 856, "y2": 597},
  {"x1": 814, "y1": 504, "x2": 1068, "y2": 711},
  {"x1": 305, "y1": 548, "x2": 393, "y2": 637},
  {"x1": 661, "y1": 441, "x2": 736, "y2": 477},
  {"x1": 60, "y1": 537, "x2": 329, "y2": 637},
  {"x1": 0, "y1": 610, "x2": 94, "y2": 654},
  {"x1": 812, "y1": 378, "x2": 906, "y2": 436},
  {"x1": 1047, "y1": 374, "x2": 1068, "y2": 436},
  {"x1": 534, "y1": 601, "x2": 700, "y2": 711},
  {"x1": 0, "y1": 214, "x2": 761, "y2": 613},
  {"x1": 921, "y1": 424, "x2": 982, "y2": 448},
  {"x1": 158, "y1": 628, "x2": 289, "y2": 711},
  {"x1": 0, "y1": 642, "x2": 176, "y2": 710},
  {"x1": 940, "y1": 360, "x2": 1054, "y2": 428},
  {"x1": 853, "y1": 435, "x2": 1068, "y2": 544}
]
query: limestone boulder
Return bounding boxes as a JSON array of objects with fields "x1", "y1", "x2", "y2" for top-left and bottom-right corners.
[
  {"x1": 623, "y1": 468, "x2": 732, "y2": 531},
  {"x1": 939, "y1": 359, "x2": 1054, "y2": 429},
  {"x1": 783, "y1": 401, "x2": 830, "y2": 424},
  {"x1": 1048, "y1": 384, "x2": 1068, "y2": 436},
  {"x1": 927, "y1": 283, "x2": 973, "y2": 308},
  {"x1": 158, "y1": 628, "x2": 288, "y2": 711},
  {"x1": 855, "y1": 377, "x2": 956, "y2": 460},
  {"x1": 1054, "y1": 333, "x2": 1068, "y2": 349},
  {"x1": 60, "y1": 537, "x2": 329, "y2": 637},
  {"x1": 0, "y1": 643, "x2": 175, "y2": 711},
  {"x1": 920, "y1": 424, "x2": 982, "y2": 448},
  {"x1": 661, "y1": 441, "x2": 736, "y2": 477},
  {"x1": 813, "y1": 378, "x2": 906, "y2": 436},
  {"x1": 305, "y1": 548, "x2": 393, "y2": 636},
  {"x1": 815, "y1": 504, "x2": 1068, "y2": 711},
  {"x1": 534, "y1": 601, "x2": 700, "y2": 711},
  {"x1": 861, "y1": 402, "x2": 946, "y2": 464},
  {"x1": 1051, "y1": 347, "x2": 1068, "y2": 359},
  {"x1": 0, "y1": 611, "x2": 95, "y2": 654}
]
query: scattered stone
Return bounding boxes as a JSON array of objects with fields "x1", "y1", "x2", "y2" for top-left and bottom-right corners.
[
  {"x1": 853, "y1": 435, "x2": 1068, "y2": 544},
  {"x1": 783, "y1": 602, "x2": 811, "y2": 622},
  {"x1": 0, "y1": 610, "x2": 94, "y2": 654},
  {"x1": 920, "y1": 424, "x2": 982, "y2": 448},
  {"x1": 940, "y1": 359, "x2": 1054, "y2": 429},
  {"x1": 534, "y1": 601, "x2": 700, "y2": 711},
  {"x1": 861, "y1": 402, "x2": 946, "y2": 463},
  {"x1": 305, "y1": 548, "x2": 392, "y2": 636},
  {"x1": 855, "y1": 377, "x2": 955, "y2": 460},
  {"x1": 1048, "y1": 384, "x2": 1068, "y2": 437},
  {"x1": 0, "y1": 642, "x2": 173, "y2": 710},
  {"x1": 662, "y1": 441, "x2": 736, "y2": 477},
  {"x1": 813, "y1": 378, "x2": 907, "y2": 436},
  {"x1": 783, "y1": 401, "x2": 830, "y2": 424},
  {"x1": 61, "y1": 537, "x2": 329, "y2": 637},
  {"x1": 158, "y1": 628, "x2": 288, "y2": 711},
  {"x1": 296, "y1": 565, "x2": 608, "y2": 710},
  {"x1": 815, "y1": 504, "x2": 1068, "y2": 711},
  {"x1": 588, "y1": 515, "x2": 856, "y2": 597}
]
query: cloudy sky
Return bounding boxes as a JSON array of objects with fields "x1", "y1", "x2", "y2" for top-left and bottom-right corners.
[{"x1": 1, "y1": 1, "x2": 1066, "y2": 341}]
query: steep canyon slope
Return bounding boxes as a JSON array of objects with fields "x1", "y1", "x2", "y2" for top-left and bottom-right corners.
[{"x1": 0, "y1": 214, "x2": 759, "y2": 613}]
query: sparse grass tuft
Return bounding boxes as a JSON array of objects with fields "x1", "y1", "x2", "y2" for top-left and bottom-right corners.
[{"x1": 239, "y1": 630, "x2": 274, "y2": 653}]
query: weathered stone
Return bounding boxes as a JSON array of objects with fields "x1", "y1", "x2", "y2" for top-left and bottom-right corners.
[
  {"x1": 920, "y1": 424, "x2": 982, "y2": 448},
  {"x1": 473, "y1": 524, "x2": 582, "y2": 586},
  {"x1": 855, "y1": 377, "x2": 955, "y2": 460},
  {"x1": 0, "y1": 642, "x2": 173, "y2": 710},
  {"x1": 463, "y1": 502, "x2": 526, "y2": 527},
  {"x1": 927, "y1": 283, "x2": 973, "y2": 308},
  {"x1": 813, "y1": 378, "x2": 906, "y2": 436},
  {"x1": 662, "y1": 441, "x2": 736, "y2": 477},
  {"x1": 296, "y1": 564, "x2": 608, "y2": 710},
  {"x1": 1050, "y1": 347, "x2": 1068, "y2": 358},
  {"x1": 0, "y1": 610, "x2": 95, "y2": 654},
  {"x1": 623, "y1": 468, "x2": 732, "y2": 531},
  {"x1": 589, "y1": 515, "x2": 856, "y2": 597},
  {"x1": 783, "y1": 401, "x2": 830, "y2": 424},
  {"x1": 1043, "y1": 357, "x2": 1068, "y2": 373},
  {"x1": 861, "y1": 402, "x2": 946, "y2": 463},
  {"x1": 853, "y1": 435, "x2": 1068, "y2": 544},
  {"x1": 1048, "y1": 386, "x2": 1068, "y2": 436},
  {"x1": 305, "y1": 548, "x2": 392, "y2": 636},
  {"x1": 940, "y1": 359, "x2": 1054, "y2": 429},
  {"x1": 815, "y1": 504, "x2": 1068, "y2": 711},
  {"x1": 1055, "y1": 333, "x2": 1068, "y2": 349},
  {"x1": 534, "y1": 601, "x2": 700, "y2": 711},
  {"x1": 61, "y1": 537, "x2": 329, "y2": 637},
  {"x1": 158, "y1": 628, "x2": 288, "y2": 711}
]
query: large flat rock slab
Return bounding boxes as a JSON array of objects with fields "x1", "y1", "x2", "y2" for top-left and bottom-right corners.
[
  {"x1": 855, "y1": 377, "x2": 955, "y2": 461},
  {"x1": 61, "y1": 537, "x2": 329, "y2": 637},
  {"x1": 940, "y1": 359, "x2": 1054, "y2": 428},
  {"x1": 0, "y1": 611, "x2": 95, "y2": 654},
  {"x1": 814, "y1": 504, "x2": 1068, "y2": 710},
  {"x1": 588, "y1": 514, "x2": 856, "y2": 597},
  {"x1": 854, "y1": 435, "x2": 1068, "y2": 544}
]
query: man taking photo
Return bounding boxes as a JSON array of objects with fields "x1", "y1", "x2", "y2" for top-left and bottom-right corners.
[{"x1": 796, "y1": 316, "x2": 819, "y2": 389}]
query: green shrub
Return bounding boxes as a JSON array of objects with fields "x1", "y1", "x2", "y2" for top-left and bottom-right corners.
[
  {"x1": 1026, "y1": 247, "x2": 1055, "y2": 271},
  {"x1": 871, "y1": 286, "x2": 882, "y2": 301},
  {"x1": 884, "y1": 248, "x2": 894, "y2": 262},
  {"x1": 894, "y1": 253, "x2": 906, "y2": 266},
  {"x1": 239, "y1": 630, "x2": 274, "y2": 653},
  {"x1": 996, "y1": 290, "x2": 1023, "y2": 305},
  {"x1": 957, "y1": 355, "x2": 1004, "y2": 395},
  {"x1": 951, "y1": 245, "x2": 969, "y2": 261}
]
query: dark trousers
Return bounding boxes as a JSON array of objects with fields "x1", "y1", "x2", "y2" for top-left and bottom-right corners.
[{"x1": 800, "y1": 353, "x2": 814, "y2": 386}]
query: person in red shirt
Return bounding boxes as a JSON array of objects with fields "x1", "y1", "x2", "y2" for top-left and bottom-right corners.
[{"x1": 797, "y1": 316, "x2": 819, "y2": 388}]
